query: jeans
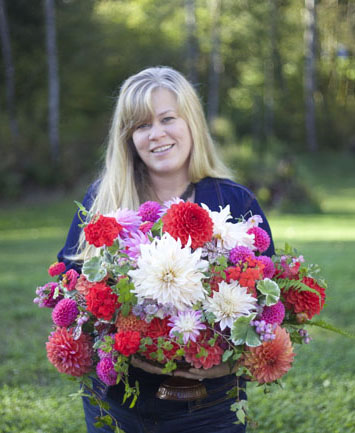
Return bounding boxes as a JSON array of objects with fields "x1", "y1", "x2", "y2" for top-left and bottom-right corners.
[{"x1": 82, "y1": 367, "x2": 247, "y2": 433}]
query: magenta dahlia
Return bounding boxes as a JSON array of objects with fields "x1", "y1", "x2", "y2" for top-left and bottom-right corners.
[
  {"x1": 96, "y1": 357, "x2": 118, "y2": 386},
  {"x1": 52, "y1": 298, "x2": 79, "y2": 327},
  {"x1": 259, "y1": 300, "x2": 285, "y2": 325},
  {"x1": 138, "y1": 201, "x2": 163, "y2": 223},
  {"x1": 229, "y1": 246, "x2": 255, "y2": 265},
  {"x1": 247, "y1": 227, "x2": 271, "y2": 253},
  {"x1": 257, "y1": 255, "x2": 275, "y2": 279}
]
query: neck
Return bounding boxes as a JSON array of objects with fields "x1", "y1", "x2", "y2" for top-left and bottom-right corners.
[{"x1": 149, "y1": 172, "x2": 191, "y2": 203}]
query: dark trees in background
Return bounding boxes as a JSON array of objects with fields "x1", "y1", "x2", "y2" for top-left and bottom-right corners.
[
  {"x1": 185, "y1": 0, "x2": 198, "y2": 84},
  {"x1": 304, "y1": 0, "x2": 318, "y2": 152},
  {"x1": 44, "y1": 0, "x2": 60, "y2": 162},
  {"x1": 207, "y1": 0, "x2": 222, "y2": 129},
  {"x1": 0, "y1": 0, "x2": 18, "y2": 139}
]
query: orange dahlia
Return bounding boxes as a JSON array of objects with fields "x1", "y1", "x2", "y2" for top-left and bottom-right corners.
[
  {"x1": 243, "y1": 326, "x2": 295, "y2": 383},
  {"x1": 162, "y1": 201, "x2": 213, "y2": 249},
  {"x1": 46, "y1": 327, "x2": 93, "y2": 376}
]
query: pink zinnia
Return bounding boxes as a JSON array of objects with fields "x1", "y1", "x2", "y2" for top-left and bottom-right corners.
[
  {"x1": 138, "y1": 201, "x2": 163, "y2": 223},
  {"x1": 48, "y1": 261, "x2": 66, "y2": 277},
  {"x1": 259, "y1": 300, "x2": 285, "y2": 325},
  {"x1": 52, "y1": 298, "x2": 79, "y2": 327},
  {"x1": 247, "y1": 227, "x2": 271, "y2": 253},
  {"x1": 46, "y1": 327, "x2": 93, "y2": 376},
  {"x1": 257, "y1": 256, "x2": 275, "y2": 279},
  {"x1": 96, "y1": 357, "x2": 118, "y2": 386},
  {"x1": 62, "y1": 269, "x2": 80, "y2": 291},
  {"x1": 229, "y1": 246, "x2": 255, "y2": 265},
  {"x1": 243, "y1": 326, "x2": 295, "y2": 383}
]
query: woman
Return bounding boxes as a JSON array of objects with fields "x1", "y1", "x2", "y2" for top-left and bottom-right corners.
[{"x1": 58, "y1": 66, "x2": 275, "y2": 433}]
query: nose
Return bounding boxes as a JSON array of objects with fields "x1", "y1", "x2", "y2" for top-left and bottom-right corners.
[{"x1": 148, "y1": 122, "x2": 166, "y2": 141}]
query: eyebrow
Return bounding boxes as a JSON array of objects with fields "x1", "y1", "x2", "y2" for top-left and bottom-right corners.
[{"x1": 156, "y1": 109, "x2": 176, "y2": 116}]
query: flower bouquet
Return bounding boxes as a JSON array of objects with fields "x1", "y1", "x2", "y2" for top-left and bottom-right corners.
[{"x1": 34, "y1": 198, "x2": 337, "y2": 428}]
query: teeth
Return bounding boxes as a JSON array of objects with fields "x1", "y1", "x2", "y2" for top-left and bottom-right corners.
[{"x1": 152, "y1": 144, "x2": 174, "y2": 153}]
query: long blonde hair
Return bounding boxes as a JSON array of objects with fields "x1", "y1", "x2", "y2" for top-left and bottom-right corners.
[{"x1": 75, "y1": 66, "x2": 232, "y2": 261}]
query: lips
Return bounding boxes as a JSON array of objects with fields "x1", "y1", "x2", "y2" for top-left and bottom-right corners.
[{"x1": 151, "y1": 144, "x2": 174, "y2": 153}]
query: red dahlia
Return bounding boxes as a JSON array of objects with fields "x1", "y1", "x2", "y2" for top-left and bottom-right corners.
[
  {"x1": 86, "y1": 282, "x2": 120, "y2": 321},
  {"x1": 282, "y1": 276, "x2": 326, "y2": 319},
  {"x1": 114, "y1": 330, "x2": 141, "y2": 356},
  {"x1": 162, "y1": 202, "x2": 213, "y2": 249},
  {"x1": 46, "y1": 327, "x2": 93, "y2": 376},
  {"x1": 84, "y1": 215, "x2": 123, "y2": 247}
]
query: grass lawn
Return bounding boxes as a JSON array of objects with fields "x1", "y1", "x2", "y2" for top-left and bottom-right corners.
[{"x1": 1, "y1": 152, "x2": 354, "y2": 433}]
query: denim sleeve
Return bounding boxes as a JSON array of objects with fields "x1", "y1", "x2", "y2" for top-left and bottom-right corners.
[{"x1": 57, "y1": 182, "x2": 98, "y2": 272}]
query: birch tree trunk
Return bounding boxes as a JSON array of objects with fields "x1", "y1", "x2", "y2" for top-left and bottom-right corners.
[
  {"x1": 304, "y1": 0, "x2": 317, "y2": 152},
  {"x1": 207, "y1": 0, "x2": 222, "y2": 128},
  {"x1": 44, "y1": 0, "x2": 60, "y2": 162},
  {"x1": 0, "y1": 0, "x2": 19, "y2": 138},
  {"x1": 184, "y1": 0, "x2": 198, "y2": 84}
]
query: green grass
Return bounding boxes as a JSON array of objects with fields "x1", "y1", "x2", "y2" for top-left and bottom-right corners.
[{"x1": 1, "y1": 152, "x2": 355, "y2": 433}]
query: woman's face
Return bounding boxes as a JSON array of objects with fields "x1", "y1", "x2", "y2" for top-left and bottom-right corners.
[{"x1": 132, "y1": 87, "x2": 193, "y2": 181}]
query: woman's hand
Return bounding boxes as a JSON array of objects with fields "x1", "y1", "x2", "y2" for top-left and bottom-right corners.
[{"x1": 130, "y1": 355, "x2": 237, "y2": 381}]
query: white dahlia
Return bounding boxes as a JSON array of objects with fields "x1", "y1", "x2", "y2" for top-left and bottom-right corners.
[
  {"x1": 201, "y1": 204, "x2": 255, "y2": 250},
  {"x1": 128, "y1": 233, "x2": 208, "y2": 310},
  {"x1": 204, "y1": 281, "x2": 257, "y2": 330}
]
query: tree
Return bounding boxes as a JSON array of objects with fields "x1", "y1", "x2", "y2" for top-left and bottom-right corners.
[
  {"x1": 304, "y1": 0, "x2": 317, "y2": 152},
  {"x1": 0, "y1": 0, "x2": 19, "y2": 139},
  {"x1": 44, "y1": 0, "x2": 60, "y2": 162},
  {"x1": 184, "y1": 0, "x2": 199, "y2": 84}
]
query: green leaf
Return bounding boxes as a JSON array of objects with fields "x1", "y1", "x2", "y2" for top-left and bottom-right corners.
[
  {"x1": 82, "y1": 256, "x2": 107, "y2": 282},
  {"x1": 236, "y1": 409, "x2": 245, "y2": 424},
  {"x1": 257, "y1": 278, "x2": 280, "y2": 306},
  {"x1": 231, "y1": 314, "x2": 261, "y2": 347},
  {"x1": 222, "y1": 349, "x2": 234, "y2": 362},
  {"x1": 307, "y1": 319, "x2": 355, "y2": 338}
]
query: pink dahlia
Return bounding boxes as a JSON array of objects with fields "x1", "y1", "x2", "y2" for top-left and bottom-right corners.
[
  {"x1": 75, "y1": 274, "x2": 97, "y2": 296},
  {"x1": 62, "y1": 269, "x2": 80, "y2": 291},
  {"x1": 185, "y1": 340, "x2": 223, "y2": 369},
  {"x1": 247, "y1": 227, "x2": 270, "y2": 253},
  {"x1": 48, "y1": 261, "x2": 66, "y2": 277},
  {"x1": 243, "y1": 325, "x2": 295, "y2": 383},
  {"x1": 122, "y1": 231, "x2": 151, "y2": 260},
  {"x1": 138, "y1": 201, "x2": 163, "y2": 223},
  {"x1": 46, "y1": 327, "x2": 93, "y2": 376},
  {"x1": 96, "y1": 357, "x2": 118, "y2": 386},
  {"x1": 139, "y1": 221, "x2": 154, "y2": 234},
  {"x1": 107, "y1": 208, "x2": 142, "y2": 236},
  {"x1": 229, "y1": 246, "x2": 255, "y2": 265},
  {"x1": 34, "y1": 282, "x2": 63, "y2": 308},
  {"x1": 52, "y1": 298, "x2": 79, "y2": 327},
  {"x1": 257, "y1": 256, "x2": 275, "y2": 279},
  {"x1": 259, "y1": 300, "x2": 285, "y2": 325}
]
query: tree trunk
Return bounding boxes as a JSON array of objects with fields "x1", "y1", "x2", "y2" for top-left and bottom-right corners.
[
  {"x1": 184, "y1": 0, "x2": 198, "y2": 85},
  {"x1": 0, "y1": 0, "x2": 19, "y2": 138},
  {"x1": 44, "y1": 0, "x2": 60, "y2": 163},
  {"x1": 207, "y1": 0, "x2": 222, "y2": 129},
  {"x1": 304, "y1": 0, "x2": 317, "y2": 152}
]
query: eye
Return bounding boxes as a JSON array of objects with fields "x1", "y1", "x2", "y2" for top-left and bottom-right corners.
[
  {"x1": 162, "y1": 116, "x2": 175, "y2": 123},
  {"x1": 136, "y1": 122, "x2": 150, "y2": 130}
]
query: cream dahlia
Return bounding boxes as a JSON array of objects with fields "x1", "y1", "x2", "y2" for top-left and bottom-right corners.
[
  {"x1": 201, "y1": 204, "x2": 255, "y2": 250},
  {"x1": 203, "y1": 280, "x2": 257, "y2": 330},
  {"x1": 128, "y1": 233, "x2": 208, "y2": 310}
]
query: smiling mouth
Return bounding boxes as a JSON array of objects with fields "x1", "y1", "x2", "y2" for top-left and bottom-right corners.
[{"x1": 151, "y1": 144, "x2": 174, "y2": 153}]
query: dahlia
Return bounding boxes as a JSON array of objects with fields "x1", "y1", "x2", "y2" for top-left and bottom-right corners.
[
  {"x1": 201, "y1": 204, "x2": 255, "y2": 250},
  {"x1": 114, "y1": 330, "x2": 141, "y2": 356},
  {"x1": 86, "y1": 282, "x2": 120, "y2": 321},
  {"x1": 138, "y1": 201, "x2": 163, "y2": 223},
  {"x1": 84, "y1": 215, "x2": 123, "y2": 247},
  {"x1": 139, "y1": 221, "x2": 154, "y2": 234},
  {"x1": 259, "y1": 300, "x2": 285, "y2": 325},
  {"x1": 52, "y1": 298, "x2": 79, "y2": 327},
  {"x1": 247, "y1": 227, "x2": 270, "y2": 253},
  {"x1": 128, "y1": 233, "x2": 208, "y2": 311},
  {"x1": 168, "y1": 310, "x2": 206, "y2": 344},
  {"x1": 243, "y1": 325, "x2": 295, "y2": 383},
  {"x1": 96, "y1": 357, "x2": 118, "y2": 386},
  {"x1": 184, "y1": 331, "x2": 224, "y2": 369},
  {"x1": 204, "y1": 280, "x2": 257, "y2": 330},
  {"x1": 122, "y1": 231, "x2": 151, "y2": 260},
  {"x1": 115, "y1": 313, "x2": 149, "y2": 334},
  {"x1": 48, "y1": 261, "x2": 66, "y2": 277},
  {"x1": 229, "y1": 246, "x2": 255, "y2": 265},
  {"x1": 46, "y1": 327, "x2": 93, "y2": 376},
  {"x1": 106, "y1": 208, "x2": 142, "y2": 235},
  {"x1": 62, "y1": 269, "x2": 79, "y2": 291},
  {"x1": 257, "y1": 255, "x2": 275, "y2": 279},
  {"x1": 162, "y1": 202, "x2": 213, "y2": 249},
  {"x1": 282, "y1": 277, "x2": 326, "y2": 319},
  {"x1": 34, "y1": 282, "x2": 63, "y2": 308}
]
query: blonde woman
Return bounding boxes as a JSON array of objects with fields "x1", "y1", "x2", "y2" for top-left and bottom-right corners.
[{"x1": 58, "y1": 66, "x2": 274, "y2": 433}]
